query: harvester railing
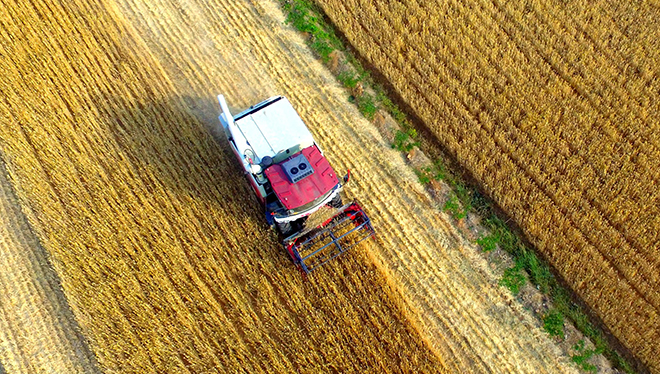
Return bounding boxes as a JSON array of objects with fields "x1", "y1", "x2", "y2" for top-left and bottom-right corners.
[{"x1": 284, "y1": 201, "x2": 375, "y2": 273}]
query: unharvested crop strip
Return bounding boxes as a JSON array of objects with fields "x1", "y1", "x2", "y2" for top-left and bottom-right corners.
[
  {"x1": 315, "y1": 0, "x2": 660, "y2": 371},
  {"x1": 339, "y1": 0, "x2": 660, "y2": 313},
  {"x1": 359, "y1": 0, "x2": 657, "y2": 303}
]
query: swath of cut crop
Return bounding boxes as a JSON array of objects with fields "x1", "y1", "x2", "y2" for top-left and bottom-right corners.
[{"x1": 315, "y1": 0, "x2": 660, "y2": 371}]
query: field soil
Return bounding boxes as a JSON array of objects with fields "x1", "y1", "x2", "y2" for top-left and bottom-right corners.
[{"x1": 1, "y1": 0, "x2": 578, "y2": 372}]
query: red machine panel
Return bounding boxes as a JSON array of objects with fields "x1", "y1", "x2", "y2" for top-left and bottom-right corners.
[{"x1": 265, "y1": 145, "x2": 339, "y2": 210}]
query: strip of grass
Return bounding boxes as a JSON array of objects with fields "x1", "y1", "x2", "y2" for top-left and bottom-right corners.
[
  {"x1": 280, "y1": 0, "x2": 341, "y2": 62},
  {"x1": 572, "y1": 339, "x2": 602, "y2": 373},
  {"x1": 278, "y1": 1, "x2": 635, "y2": 372},
  {"x1": 500, "y1": 263, "x2": 526, "y2": 295}
]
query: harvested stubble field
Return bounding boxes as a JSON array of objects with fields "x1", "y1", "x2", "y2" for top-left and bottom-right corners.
[
  {"x1": 316, "y1": 0, "x2": 660, "y2": 372},
  {"x1": 0, "y1": 0, "x2": 580, "y2": 372},
  {"x1": 0, "y1": 156, "x2": 101, "y2": 373}
]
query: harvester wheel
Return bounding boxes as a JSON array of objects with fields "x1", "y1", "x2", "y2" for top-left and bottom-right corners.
[
  {"x1": 276, "y1": 221, "x2": 296, "y2": 237},
  {"x1": 276, "y1": 217, "x2": 307, "y2": 238},
  {"x1": 327, "y1": 194, "x2": 343, "y2": 209}
]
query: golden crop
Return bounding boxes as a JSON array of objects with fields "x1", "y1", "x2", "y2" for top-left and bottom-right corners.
[
  {"x1": 0, "y1": 0, "x2": 444, "y2": 372},
  {"x1": 0, "y1": 0, "x2": 592, "y2": 372},
  {"x1": 316, "y1": 0, "x2": 660, "y2": 371},
  {"x1": 0, "y1": 157, "x2": 102, "y2": 373}
]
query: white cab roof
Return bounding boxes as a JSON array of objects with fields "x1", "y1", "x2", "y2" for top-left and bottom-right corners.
[{"x1": 234, "y1": 97, "x2": 315, "y2": 161}]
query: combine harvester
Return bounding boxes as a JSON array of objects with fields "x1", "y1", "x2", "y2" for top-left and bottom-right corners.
[{"x1": 218, "y1": 95, "x2": 375, "y2": 273}]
